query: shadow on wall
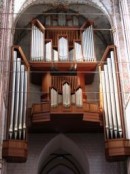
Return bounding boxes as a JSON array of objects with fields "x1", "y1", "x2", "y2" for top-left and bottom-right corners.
[{"x1": 37, "y1": 134, "x2": 89, "y2": 174}]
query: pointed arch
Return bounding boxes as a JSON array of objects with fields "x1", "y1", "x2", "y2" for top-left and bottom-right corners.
[
  {"x1": 13, "y1": 0, "x2": 112, "y2": 29},
  {"x1": 37, "y1": 134, "x2": 89, "y2": 174}
]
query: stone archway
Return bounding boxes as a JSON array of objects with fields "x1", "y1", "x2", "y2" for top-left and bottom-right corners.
[
  {"x1": 37, "y1": 134, "x2": 89, "y2": 174},
  {"x1": 13, "y1": 0, "x2": 112, "y2": 29}
]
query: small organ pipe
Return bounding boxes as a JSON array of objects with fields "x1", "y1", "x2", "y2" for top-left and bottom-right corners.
[
  {"x1": 63, "y1": 83, "x2": 71, "y2": 107},
  {"x1": 76, "y1": 88, "x2": 83, "y2": 107}
]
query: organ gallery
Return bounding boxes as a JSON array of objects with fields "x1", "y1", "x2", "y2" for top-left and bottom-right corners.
[{"x1": 2, "y1": 8, "x2": 130, "y2": 163}]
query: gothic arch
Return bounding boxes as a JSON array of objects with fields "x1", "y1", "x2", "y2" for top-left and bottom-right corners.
[
  {"x1": 13, "y1": 0, "x2": 112, "y2": 29},
  {"x1": 37, "y1": 134, "x2": 89, "y2": 174}
]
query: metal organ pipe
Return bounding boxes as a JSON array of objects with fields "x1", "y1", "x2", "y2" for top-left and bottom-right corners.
[
  {"x1": 104, "y1": 65, "x2": 114, "y2": 138},
  {"x1": 74, "y1": 42, "x2": 83, "y2": 61},
  {"x1": 76, "y1": 88, "x2": 83, "y2": 107},
  {"x1": 18, "y1": 65, "x2": 25, "y2": 139},
  {"x1": 63, "y1": 83, "x2": 71, "y2": 107},
  {"x1": 110, "y1": 51, "x2": 122, "y2": 137},
  {"x1": 101, "y1": 71, "x2": 109, "y2": 138},
  {"x1": 58, "y1": 37, "x2": 68, "y2": 61},
  {"x1": 107, "y1": 58, "x2": 118, "y2": 138},
  {"x1": 82, "y1": 25, "x2": 95, "y2": 61},
  {"x1": 45, "y1": 42, "x2": 52, "y2": 61},
  {"x1": 14, "y1": 58, "x2": 21, "y2": 139},
  {"x1": 31, "y1": 25, "x2": 44, "y2": 61},
  {"x1": 23, "y1": 71, "x2": 28, "y2": 140},
  {"x1": 9, "y1": 51, "x2": 17, "y2": 139},
  {"x1": 31, "y1": 25, "x2": 34, "y2": 61}
]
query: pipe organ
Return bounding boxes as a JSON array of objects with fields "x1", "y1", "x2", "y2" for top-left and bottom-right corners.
[
  {"x1": 2, "y1": 12, "x2": 130, "y2": 164},
  {"x1": 2, "y1": 46, "x2": 29, "y2": 162}
]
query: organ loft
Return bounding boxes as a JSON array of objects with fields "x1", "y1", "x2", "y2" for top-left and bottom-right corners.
[{"x1": 2, "y1": 8, "x2": 130, "y2": 164}]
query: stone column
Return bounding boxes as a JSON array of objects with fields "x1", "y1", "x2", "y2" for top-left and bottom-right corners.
[{"x1": 0, "y1": 0, "x2": 14, "y2": 173}]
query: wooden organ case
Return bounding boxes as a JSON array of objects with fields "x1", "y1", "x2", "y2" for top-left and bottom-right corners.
[{"x1": 2, "y1": 12, "x2": 130, "y2": 163}]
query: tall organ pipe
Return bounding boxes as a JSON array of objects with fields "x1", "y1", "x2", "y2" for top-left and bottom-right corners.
[
  {"x1": 18, "y1": 65, "x2": 25, "y2": 139},
  {"x1": 23, "y1": 71, "x2": 28, "y2": 140},
  {"x1": 31, "y1": 25, "x2": 34, "y2": 61},
  {"x1": 111, "y1": 51, "x2": 122, "y2": 137},
  {"x1": 88, "y1": 26, "x2": 91, "y2": 60},
  {"x1": 107, "y1": 58, "x2": 118, "y2": 138},
  {"x1": 82, "y1": 26, "x2": 95, "y2": 61},
  {"x1": 91, "y1": 26, "x2": 95, "y2": 60},
  {"x1": 9, "y1": 51, "x2": 17, "y2": 139},
  {"x1": 104, "y1": 65, "x2": 113, "y2": 138},
  {"x1": 101, "y1": 71, "x2": 109, "y2": 138},
  {"x1": 14, "y1": 58, "x2": 21, "y2": 139},
  {"x1": 35, "y1": 26, "x2": 38, "y2": 61}
]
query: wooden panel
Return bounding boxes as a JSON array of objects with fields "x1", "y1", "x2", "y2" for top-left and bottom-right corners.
[
  {"x1": 46, "y1": 28, "x2": 80, "y2": 48},
  {"x1": 105, "y1": 139, "x2": 130, "y2": 161},
  {"x1": 32, "y1": 113, "x2": 50, "y2": 123},
  {"x1": 31, "y1": 101, "x2": 102, "y2": 126},
  {"x1": 2, "y1": 140, "x2": 27, "y2": 162},
  {"x1": 32, "y1": 102, "x2": 50, "y2": 113},
  {"x1": 30, "y1": 61, "x2": 97, "y2": 72}
]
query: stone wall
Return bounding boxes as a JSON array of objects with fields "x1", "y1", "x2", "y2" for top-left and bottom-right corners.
[{"x1": 6, "y1": 133, "x2": 126, "y2": 174}]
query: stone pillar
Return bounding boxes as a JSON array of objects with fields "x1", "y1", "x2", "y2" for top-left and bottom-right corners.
[{"x1": 0, "y1": 0, "x2": 14, "y2": 173}]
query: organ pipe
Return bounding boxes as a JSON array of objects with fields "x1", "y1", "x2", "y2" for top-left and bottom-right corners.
[
  {"x1": 53, "y1": 49, "x2": 58, "y2": 62},
  {"x1": 76, "y1": 88, "x2": 83, "y2": 107},
  {"x1": 9, "y1": 51, "x2": 17, "y2": 139},
  {"x1": 23, "y1": 71, "x2": 28, "y2": 140},
  {"x1": 51, "y1": 88, "x2": 58, "y2": 107},
  {"x1": 107, "y1": 58, "x2": 118, "y2": 138},
  {"x1": 82, "y1": 25, "x2": 95, "y2": 61},
  {"x1": 101, "y1": 71, "x2": 109, "y2": 138},
  {"x1": 45, "y1": 41, "x2": 52, "y2": 61},
  {"x1": 74, "y1": 42, "x2": 83, "y2": 61},
  {"x1": 18, "y1": 65, "x2": 25, "y2": 139},
  {"x1": 31, "y1": 24, "x2": 44, "y2": 61},
  {"x1": 110, "y1": 51, "x2": 122, "y2": 137},
  {"x1": 58, "y1": 37, "x2": 68, "y2": 61},
  {"x1": 63, "y1": 83, "x2": 71, "y2": 107},
  {"x1": 14, "y1": 58, "x2": 21, "y2": 139},
  {"x1": 104, "y1": 65, "x2": 113, "y2": 138}
]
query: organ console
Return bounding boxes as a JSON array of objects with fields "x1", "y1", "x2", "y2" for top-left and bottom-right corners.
[{"x1": 2, "y1": 12, "x2": 130, "y2": 163}]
